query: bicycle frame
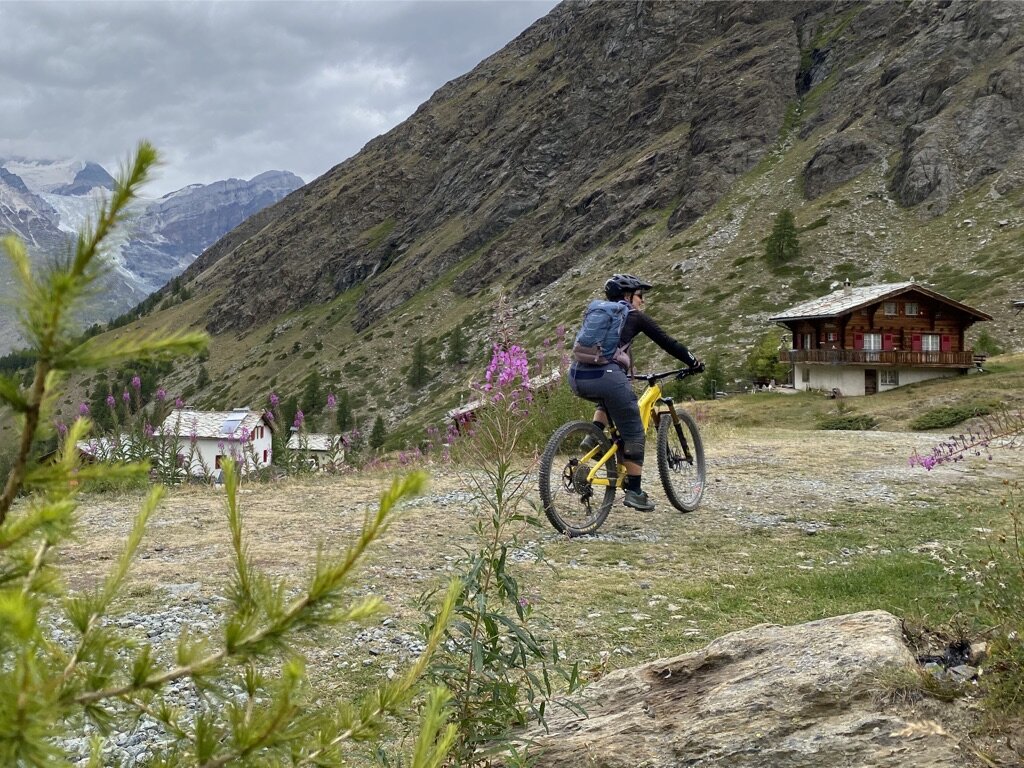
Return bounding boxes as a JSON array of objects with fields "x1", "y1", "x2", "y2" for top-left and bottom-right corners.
[{"x1": 582, "y1": 367, "x2": 696, "y2": 488}]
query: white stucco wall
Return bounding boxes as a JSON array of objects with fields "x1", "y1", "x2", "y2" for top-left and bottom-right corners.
[
  {"x1": 177, "y1": 431, "x2": 273, "y2": 476},
  {"x1": 794, "y1": 365, "x2": 961, "y2": 396}
]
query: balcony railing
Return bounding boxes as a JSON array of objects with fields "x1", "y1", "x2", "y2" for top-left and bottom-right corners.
[{"x1": 780, "y1": 349, "x2": 975, "y2": 367}]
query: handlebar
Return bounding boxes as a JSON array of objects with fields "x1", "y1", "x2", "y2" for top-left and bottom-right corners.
[{"x1": 628, "y1": 363, "x2": 705, "y2": 386}]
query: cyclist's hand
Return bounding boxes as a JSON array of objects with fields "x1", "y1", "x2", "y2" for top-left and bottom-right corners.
[{"x1": 689, "y1": 358, "x2": 705, "y2": 374}]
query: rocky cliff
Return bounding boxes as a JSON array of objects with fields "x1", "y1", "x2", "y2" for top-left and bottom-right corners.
[{"x1": 185, "y1": 0, "x2": 1024, "y2": 339}]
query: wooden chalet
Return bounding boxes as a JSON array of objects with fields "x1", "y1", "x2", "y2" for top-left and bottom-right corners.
[{"x1": 770, "y1": 280, "x2": 992, "y2": 396}]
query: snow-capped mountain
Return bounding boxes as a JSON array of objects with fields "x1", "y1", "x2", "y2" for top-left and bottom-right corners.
[{"x1": 0, "y1": 159, "x2": 303, "y2": 351}]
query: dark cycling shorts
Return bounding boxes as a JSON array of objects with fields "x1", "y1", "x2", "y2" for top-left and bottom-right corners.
[{"x1": 568, "y1": 363, "x2": 645, "y2": 463}]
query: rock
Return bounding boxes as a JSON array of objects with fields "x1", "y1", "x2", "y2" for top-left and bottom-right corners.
[
  {"x1": 803, "y1": 131, "x2": 883, "y2": 199},
  {"x1": 504, "y1": 611, "x2": 964, "y2": 767}
]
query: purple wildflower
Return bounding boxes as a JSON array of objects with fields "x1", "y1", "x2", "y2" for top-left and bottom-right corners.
[
  {"x1": 155, "y1": 387, "x2": 167, "y2": 401},
  {"x1": 269, "y1": 392, "x2": 280, "y2": 408},
  {"x1": 294, "y1": 410, "x2": 305, "y2": 430},
  {"x1": 240, "y1": 426, "x2": 251, "y2": 444},
  {"x1": 143, "y1": 422, "x2": 155, "y2": 439},
  {"x1": 175, "y1": 397, "x2": 185, "y2": 409},
  {"x1": 327, "y1": 392, "x2": 337, "y2": 411},
  {"x1": 131, "y1": 375, "x2": 141, "y2": 390},
  {"x1": 106, "y1": 394, "x2": 116, "y2": 409},
  {"x1": 78, "y1": 402, "x2": 90, "y2": 417},
  {"x1": 55, "y1": 420, "x2": 68, "y2": 436},
  {"x1": 122, "y1": 390, "x2": 131, "y2": 403}
]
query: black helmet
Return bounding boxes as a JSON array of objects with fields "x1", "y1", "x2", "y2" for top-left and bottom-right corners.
[{"x1": 604, "y1": 273, "x2": 653, "y2": 301}]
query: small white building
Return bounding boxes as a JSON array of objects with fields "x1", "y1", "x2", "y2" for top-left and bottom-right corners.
[
  {"x1": 160, "y1": 408, "x2": 274, "y2": 477},
  {"x1": 286, "y1": 432, "x2": 345, "y2": 468}
]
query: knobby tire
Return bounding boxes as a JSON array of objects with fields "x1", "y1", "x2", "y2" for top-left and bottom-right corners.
[
  {"x1": 656, "y1": 408, "x2": 706, "y2": 512},
  {"x1": 539, "y1": 420, "x2": 617, "y2": 537}
]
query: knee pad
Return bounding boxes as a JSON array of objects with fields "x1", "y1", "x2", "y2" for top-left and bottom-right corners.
[{"x1": 622, "y1": 444, "x2": 645, "y2": 464}]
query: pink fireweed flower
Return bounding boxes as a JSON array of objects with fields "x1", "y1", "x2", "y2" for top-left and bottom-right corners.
[
  {"x1": 78, "y1": 402, "x2": 90, "y2": 417},
  {"x1": 55, "y1": 420, "x2": 68, "y2": 436},
  {"x1": 269, "y1": 392, "x2": 280, "y2": 408},
  {"x1": 143, "y1": 422, "x2": 155, "y2": 439},
  {"x1": 240, "y1": 426, "x2": 251, "y2": 444},
  {"x1": 131, "y1": 375, "x2": 141, "y2": 390},
  {"x1": 265, "y1": 410, "x2": 274, "y2": 422},
  {"x1": 327, "y1": 393, "x2": 337, "y2": 411},
  {"x1": 155, "y1": 387, "x2": 166, "y2": 401},
  {"x1": 106, "y1": 394, "x2": 116, "y2": 409},
  {"x1": 175, "y1": 397, "x2": 185, "y2": 409},
  {"x1": 122, "y1": 390, "x2": 131, "y2": 403},
  {"x1": 294, "y1": 410, "x2": 305, "y2": 430}
]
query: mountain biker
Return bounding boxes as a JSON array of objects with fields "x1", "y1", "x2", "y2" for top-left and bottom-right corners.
[{"x1": 568, "y1": 273, "x2": 701, "y2": 512}]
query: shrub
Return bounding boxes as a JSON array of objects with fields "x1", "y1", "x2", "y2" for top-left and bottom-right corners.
[
  {"x1": 817, "y1": 413, "x2": 877, "y2": 430},
  {"x1": 909, "y1": 402, "x2": 996, "y2": 431}
]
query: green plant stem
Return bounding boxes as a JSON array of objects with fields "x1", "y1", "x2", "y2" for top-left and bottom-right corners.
[{"x1": 0, "y1": 363, "x2": 48, "y2": 524}]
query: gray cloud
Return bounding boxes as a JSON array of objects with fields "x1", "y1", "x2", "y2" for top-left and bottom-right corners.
[{"x1": 0, "y1": 0, "x2": 557, "y2": 195}]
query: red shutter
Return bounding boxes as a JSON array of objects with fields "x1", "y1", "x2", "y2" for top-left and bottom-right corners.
[
  {"x1": 941, "y1": 335, "x2": 952, "y2": 352},
  {"x1": 882, "y1": 333, "x2": 894, "y2": 351},
  {"x1": 911, "y1": 334, "x2": 922, "y2": 352},
  {"x1": 854, "y1": 332, "x2": 864, "y2": 350}
]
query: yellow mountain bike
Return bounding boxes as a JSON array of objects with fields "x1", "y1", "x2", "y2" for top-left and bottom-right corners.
[{"x1": 539, "y1": 366, "x2": 706, "y2": 537}]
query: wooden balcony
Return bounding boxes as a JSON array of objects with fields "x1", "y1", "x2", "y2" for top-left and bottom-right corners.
[{"x1": 780, "y1": 349, "x2": 976, "y2": 368}]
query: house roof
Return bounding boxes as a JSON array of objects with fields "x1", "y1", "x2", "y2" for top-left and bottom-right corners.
[
  {"x1": 769, "y1": 281, "x2": 992, "y2": 323},
  {"x1": 160, "y1": 409, "x2": 271, "y2": 440},
  {"x1": 287, "y1": 433, "x2": 342, "y2": 452}
]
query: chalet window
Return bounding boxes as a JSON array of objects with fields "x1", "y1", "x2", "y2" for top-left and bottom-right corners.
[
  {"x1": 826, "y1": 332, "x2": 837, "y2": 343},
  {"x1": 921, "y1": 334, "x2": 940, "y2": 353},
  {"x1": 863, "y1": 333, "x2": 881, "y2": 362},
  {"x1": 801, "y1": 367, "x2": 810, "y2": 384},
  {"x1": 215, "y1": 455, "x2": 223, "y2": 469},
  {"x1": 263, "y1": 449, "x2": 268, "y2": 463},
  {"x1": 802, "y1": 333, "x2": 814, "y2": 350},
  {"x1": 905, "y1": 302, "x2": 918, "y2": 316},
  {"x1": 880, "y1": 369, "x2": 899, "y2": 386},
  {"x1": 884, "y1": 301, "x2": 897, "y2": 316}
]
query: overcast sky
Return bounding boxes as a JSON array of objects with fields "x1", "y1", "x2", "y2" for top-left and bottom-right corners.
[{"x1": 0, "y1": 0, "x2": 558, "y2": 196}]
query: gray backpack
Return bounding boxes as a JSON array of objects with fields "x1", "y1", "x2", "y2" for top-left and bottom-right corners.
[{"x1": 572, "y1": 299, "x2": 631, "y2": 366}]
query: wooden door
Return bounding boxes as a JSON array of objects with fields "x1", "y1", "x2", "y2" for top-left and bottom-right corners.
[{"x1": 865, "y1": 369, "x2": 877, "y2": 395}]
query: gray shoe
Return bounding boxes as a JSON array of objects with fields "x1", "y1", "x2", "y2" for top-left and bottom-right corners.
[
  {"x1": 623, "y1": 489, "x2": 655, "y2": 511},
  {"x1": 580, "y1": 433, "x2": 601, "y2": 452}
]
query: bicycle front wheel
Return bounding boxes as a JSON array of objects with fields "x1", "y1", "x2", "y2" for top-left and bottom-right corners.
[
  {"x1": 657, "y1": 408, "x2": 706, "y2": 512},
  {"x1": 539, "y1": 420, "x2": 617, "y2": 537}
]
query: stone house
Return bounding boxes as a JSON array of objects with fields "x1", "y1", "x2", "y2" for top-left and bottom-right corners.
[
  {"x1": 286, "y1": 432, "x2": 345, "y2": 468},
  {"x1": 160, "y1": 407, "x2": 274, "y2": 476},
  {"x1": 770, "y1": 280, "x2": 991, "y2": 396}
]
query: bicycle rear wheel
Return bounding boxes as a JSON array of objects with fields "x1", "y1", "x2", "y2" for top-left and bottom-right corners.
[
  {"x1": 656, "y1": 408, "x2": 706, "y2": 512},
  {"x1": 539, "y1": 420, "x2": 617, "y2": 537}
]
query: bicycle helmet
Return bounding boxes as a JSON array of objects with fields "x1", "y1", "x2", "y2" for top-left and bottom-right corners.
[{"x1": 603, "y1": 273, "x2": 653, "y2": 301}]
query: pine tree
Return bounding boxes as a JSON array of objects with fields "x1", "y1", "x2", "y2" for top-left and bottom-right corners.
[
  {"x1": 448, "y1": 324, "x2": 467, "y2": 365},
  {"x1": 408, "y1": 338, "x2": 429, "y2": 389},
  {"x1": 370, "y1": 414, "x2": 387, "y2": 450},
  {"x1": 765, "y1": 208, "x2": 801, "y2": 266},
  {"x1": 335, "y1": 389, "x2": 352, "y2": 433},
  {"x1": 300, "y1": 369, "x2": 322, "y2": 415},
  {"x1": 195, "y1": 363, "x2": 210, "y2": 390}
]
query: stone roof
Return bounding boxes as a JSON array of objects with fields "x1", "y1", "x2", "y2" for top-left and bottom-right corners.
[
  {"x1": 770, "y1": 281, "x2": 992, "y2": 322},
  {"x1": 286, "y1": 433, "x2": 343, "y2": 452},
  {"x1": 160, "y1": 409, "x2": 269, "y2": 439}
]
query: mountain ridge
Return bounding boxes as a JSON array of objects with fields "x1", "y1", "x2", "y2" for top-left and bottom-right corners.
[{"x1": 59, "y1": 0, "x2": 1024, "y2": 436}]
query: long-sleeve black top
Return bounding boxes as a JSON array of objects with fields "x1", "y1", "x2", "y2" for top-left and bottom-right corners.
[{"x1": 619, "y1": 310, "x2": 697, "y2": 370}]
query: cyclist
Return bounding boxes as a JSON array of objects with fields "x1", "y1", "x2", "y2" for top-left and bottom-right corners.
[{"x1": 568, "y1": 273, "x2": 701, "y2": 512}]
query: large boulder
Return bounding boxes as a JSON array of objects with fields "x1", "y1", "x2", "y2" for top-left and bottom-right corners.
[
  {"x1": 508, "y1": 611, "x2": 971, "y2": 767},
  {"x1": 803, "y1": 131, "x2": 883, "y2": 199}
]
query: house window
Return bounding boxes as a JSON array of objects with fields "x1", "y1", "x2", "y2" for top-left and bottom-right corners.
[
  {"x1": 884, "y1": 301, "x2": 897, "y2": 316},
  {"x1": 880, "y1": 369, "x2": 899, "y2": 386},
  {"x1": 905, "y1": 302, "x2": 918, "y2": 316},
  {"x1": 215, "y1": 455, "x2": 223, "y2": 469},
  {"x1": 863, "y1": 332, "x2": 881, "y2": 362},
  {"x1": 802, "y1": 333, "x2": 814, "y2": 349},
  {"x1": 263, "y1": 449, "x2": 268, "y2": 463},
  {"x1": 921, "y1": 334, "x2": 940, "y2": 352},
  {"x1": 801, "y1": 367, "x2": 810, "y2": 383},
  {"x1": 826, "y1": 332, "x2": 837, "y2": 343}
]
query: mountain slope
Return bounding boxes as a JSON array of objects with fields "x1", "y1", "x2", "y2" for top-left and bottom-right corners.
[{"x1": 84, "y1": 0, "x2": 1024, "y2": 436}]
